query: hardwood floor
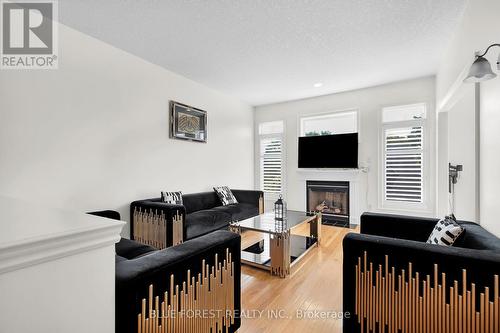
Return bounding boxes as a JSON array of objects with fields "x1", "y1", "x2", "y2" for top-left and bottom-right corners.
[{"x1": 239, "y1": 223, "x2": 359, "y2": 333}]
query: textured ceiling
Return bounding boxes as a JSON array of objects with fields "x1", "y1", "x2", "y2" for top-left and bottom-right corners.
[{"x1": 59, "y1": 1, "x2": 467, "y2": 106}]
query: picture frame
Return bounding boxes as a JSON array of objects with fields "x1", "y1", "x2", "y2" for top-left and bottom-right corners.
[{"x1": 169, "y1": 101, "x2": 207, "y2": 143}]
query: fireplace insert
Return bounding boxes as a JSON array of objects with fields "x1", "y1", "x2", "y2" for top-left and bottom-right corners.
[{"x1": 306, "y1": 180, "x2": 349, "y2": 227}]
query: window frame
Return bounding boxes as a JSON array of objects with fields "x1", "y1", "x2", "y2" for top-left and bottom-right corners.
[
  {"x1": 379, "y1": 105, "x2": 431, "y2": 213},
  {"x1": 258, "y1": 121, "x2": 285, "y2": 199},
  {"x1": 299, "y1": 109, "x2": 359, "y2": 137}
]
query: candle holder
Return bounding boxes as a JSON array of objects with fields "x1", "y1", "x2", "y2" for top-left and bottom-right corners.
[{"x1": 274, "y1": 194, "x2": 287, "y2": 222}]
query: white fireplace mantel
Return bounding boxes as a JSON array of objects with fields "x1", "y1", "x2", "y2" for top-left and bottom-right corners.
[
  {"x1": 296, "y1": 168, "x2": 362, "y2": 180},
  {"x1": 0, "y1": 195, "x2": 124, "y2": 333},
  {"x1": 295, "y1": 168, "x2": 367, "y2": 225}
]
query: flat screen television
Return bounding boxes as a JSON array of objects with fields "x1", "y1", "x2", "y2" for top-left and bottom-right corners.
[{"x1": 298, "y1": 133, "x2": 358, "y2": 168}]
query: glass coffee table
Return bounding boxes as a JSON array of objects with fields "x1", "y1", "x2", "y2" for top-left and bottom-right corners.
[{"x1": 229, "y1": 211, "x2": 321, "y2": 278}]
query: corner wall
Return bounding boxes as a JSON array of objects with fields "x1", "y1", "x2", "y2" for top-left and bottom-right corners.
[
  {"x1": 436, "y1": 0, "x2": 500, "y2": 236},
  {"x1": 0, "y1": 23, "x2": 254, "y2": 237}
]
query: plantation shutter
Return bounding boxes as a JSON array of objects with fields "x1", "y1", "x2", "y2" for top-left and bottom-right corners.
[
  {"x1": 260, "y1": 137, "x2": 283, "y2": 193},
  {"x1": 384, "y1": 126, "x2": 423, "y2": 203}
]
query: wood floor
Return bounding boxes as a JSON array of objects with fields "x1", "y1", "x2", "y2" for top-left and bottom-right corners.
[{"x1": 238, "y1": 223, "x2": 359, "y2": 333}]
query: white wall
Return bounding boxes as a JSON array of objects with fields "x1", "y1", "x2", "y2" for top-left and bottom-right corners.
[
  {"x1": 447, "y1": 86, "x2": 478, "y2": 221},
  {"x1": 0, "y1": 246, "x2": 116, "y2": 332},
  {"x1": 436, "y1": 111, "x2": 449, "y2": 217},
  {"x1": 436, "y1": 0, "x2": 500, "y2": 236},
  {"x1": 480, "y1": 77, "x2": 500, "y2": 236},
  {"x1": 254, "y1": 77, "x2": 436, "y2": 223},
  {"x1": 0, "y1": 23, "x2": 254, "y2": 237}
]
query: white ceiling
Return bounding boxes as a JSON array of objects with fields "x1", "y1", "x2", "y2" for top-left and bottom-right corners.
[{"x1": 59, "y1": 1, "x2": 467, "y2": 106}]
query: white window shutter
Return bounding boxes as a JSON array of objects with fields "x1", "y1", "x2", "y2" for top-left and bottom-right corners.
[
  {"x1": 384, "y1": 126, "x2": 423, "y2": 203},
  {"x1": 260, "y1": 137, "x2": 283, "y2": 193}
]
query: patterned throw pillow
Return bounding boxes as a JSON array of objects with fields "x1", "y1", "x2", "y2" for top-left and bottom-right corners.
[
  {"x1": 160, "y1": 191, "x2": 183, "y2": 205},
  {"x1": 213, "y1": 186, "x2": 238, "y2": 206},
  {"x1": 426, "y1": 215, "x2": 464, "y2": 246}
]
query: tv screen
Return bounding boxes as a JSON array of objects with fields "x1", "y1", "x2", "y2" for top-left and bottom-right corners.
[{"x1": 298, "y1": 133, "x2": 358, "y2": 168}]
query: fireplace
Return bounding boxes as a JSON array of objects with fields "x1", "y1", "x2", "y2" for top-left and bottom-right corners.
[{"x1": 306, "y1": 180, "x2": 350, "y2": 227}]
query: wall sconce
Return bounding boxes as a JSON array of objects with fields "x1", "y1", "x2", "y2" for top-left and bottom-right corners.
[{"x1": 464, "y1": 44, "x2": 500, "y2": 83}]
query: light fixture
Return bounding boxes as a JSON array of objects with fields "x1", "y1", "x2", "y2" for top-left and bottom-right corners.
[
  {"x1": 464, "y1": 43, "x2": 500, "y2": 83},
  {"x1": 313, "y1": 82, "x2": 323, "y2": 88}
]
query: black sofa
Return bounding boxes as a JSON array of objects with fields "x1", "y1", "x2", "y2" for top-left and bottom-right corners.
[
  {"x1": 343, "y1": 212, "x2": 500, "y2": 333},
  {"x1": 89, "y1": 210, "x2": 242, "y2": 333},
  {"x1": 131, "y1": 189, "x2": 263, "y2": 248}
]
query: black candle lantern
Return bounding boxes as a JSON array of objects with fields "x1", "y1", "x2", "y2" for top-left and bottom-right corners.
[{"x1": 274, "y1": 194, "x2": 286, "y2": 222}]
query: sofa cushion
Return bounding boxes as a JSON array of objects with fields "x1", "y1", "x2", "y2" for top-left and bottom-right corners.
[
  {"x1": 185, "y1": 209, "x2": 232, "y2": 239},
  {"x1": 161, "y1": 191, "x2": 183, "y2": 205},
  {"x1": 211, "y1": 203, "x2": 259, "y2": 222},
  {"x1": 182, "y1": 191, "x2": 221, "y2": 214},
  {"x1": 213, "y1": 186, "x2": 238, "y2": 205},
  {"x1": 457, "y1": 221, "x2": 500, "y2": 251},
  {"x1": 115, "y1": 238, "x2": 156, "y2": 259},
  {"x1": 426, "y1": 216, "x2": 464, "y2": 246}
]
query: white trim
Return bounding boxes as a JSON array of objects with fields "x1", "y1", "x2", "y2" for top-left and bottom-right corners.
[
  {"x1": 0, "y1": 196, "x2": 124, "y2": 274},
  {"x1": 0, "y1": 225, "x2": 122, "y2": 274},
  {"x1": 437, "y1": 57, "x2": 476, "y2": 113}
]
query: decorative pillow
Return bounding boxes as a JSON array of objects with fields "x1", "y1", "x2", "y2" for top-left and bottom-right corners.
[
  {"x1": 160, "y1": 191, "x2": 183, "y2": 205},
  {"x1": 213, "y1": 186, "x2": 238, "y2": 206},
  {"x1": 426, "y1": 215, "x2": 464, "y2": 246}
]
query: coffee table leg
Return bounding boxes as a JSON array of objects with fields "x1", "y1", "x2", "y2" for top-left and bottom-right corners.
[
  {"x1": 310, "y1": 213, "x2": 322, "y2": 245},
  {"x1": 270, "y1": 230, "x2": 291, "y2": 278}
]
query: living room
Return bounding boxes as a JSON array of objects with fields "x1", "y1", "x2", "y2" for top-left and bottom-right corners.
[{"x1": 0, "y1": 1, "x2": 499, "y2": 332}]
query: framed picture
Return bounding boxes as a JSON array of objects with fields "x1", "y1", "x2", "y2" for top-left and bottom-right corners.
[{"x1": 169, "y1": 101, "x2": 207, "y2": 143}]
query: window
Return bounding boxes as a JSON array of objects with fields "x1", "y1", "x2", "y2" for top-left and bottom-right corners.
[
  {"x1": 260, "y1": 137, "x2": 283, "y2": 193},
  {"x1": 259, "y1": 121, "x2": 284, "y2": 135},
  {"x1": 300, "y1": 110, "x2": 357, "y2": 137},
  {"x1": 259, "y1": 121, "x2": 284, "y2": 195},
  {"x1": 384, "y1": 126, "x2": 423, "y2": 202},
  {"x1": 382, "y1": 103, "x2": 427, "y2": 123},
  {"x1": 381, "y1": 103, "x2": 427, "y2": 207}
]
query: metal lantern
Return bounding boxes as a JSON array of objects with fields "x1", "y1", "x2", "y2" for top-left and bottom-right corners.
[{"x1": 274, "y1": 194, "x2": 287, "y2": 222}]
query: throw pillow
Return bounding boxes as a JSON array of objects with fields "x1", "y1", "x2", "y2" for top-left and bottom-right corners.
[
  {"x1": 213, "y1": 186, "x2": 238, "y2": 206},
  {"x1": 160, "y1": 191, "x2": 183, "y2": 205},
  {"x1": 426, "y1": 215, "x2": 464, "y2": 246}
]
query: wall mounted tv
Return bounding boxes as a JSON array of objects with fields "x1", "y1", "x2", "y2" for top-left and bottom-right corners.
[{"x1": 298, "y1": 133, "x2": 358, "y2": 168}]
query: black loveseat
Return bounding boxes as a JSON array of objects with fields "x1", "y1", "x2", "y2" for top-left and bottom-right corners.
[
  {"x1": 131, "y1": 189, "x2": 263, "y2": 249},
  {"x1": 89, "y1": 210, "x2": 242, "y2": 333},
  {"x1": 343, "y1": 212, "x2": 500, "y2": 333}
]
